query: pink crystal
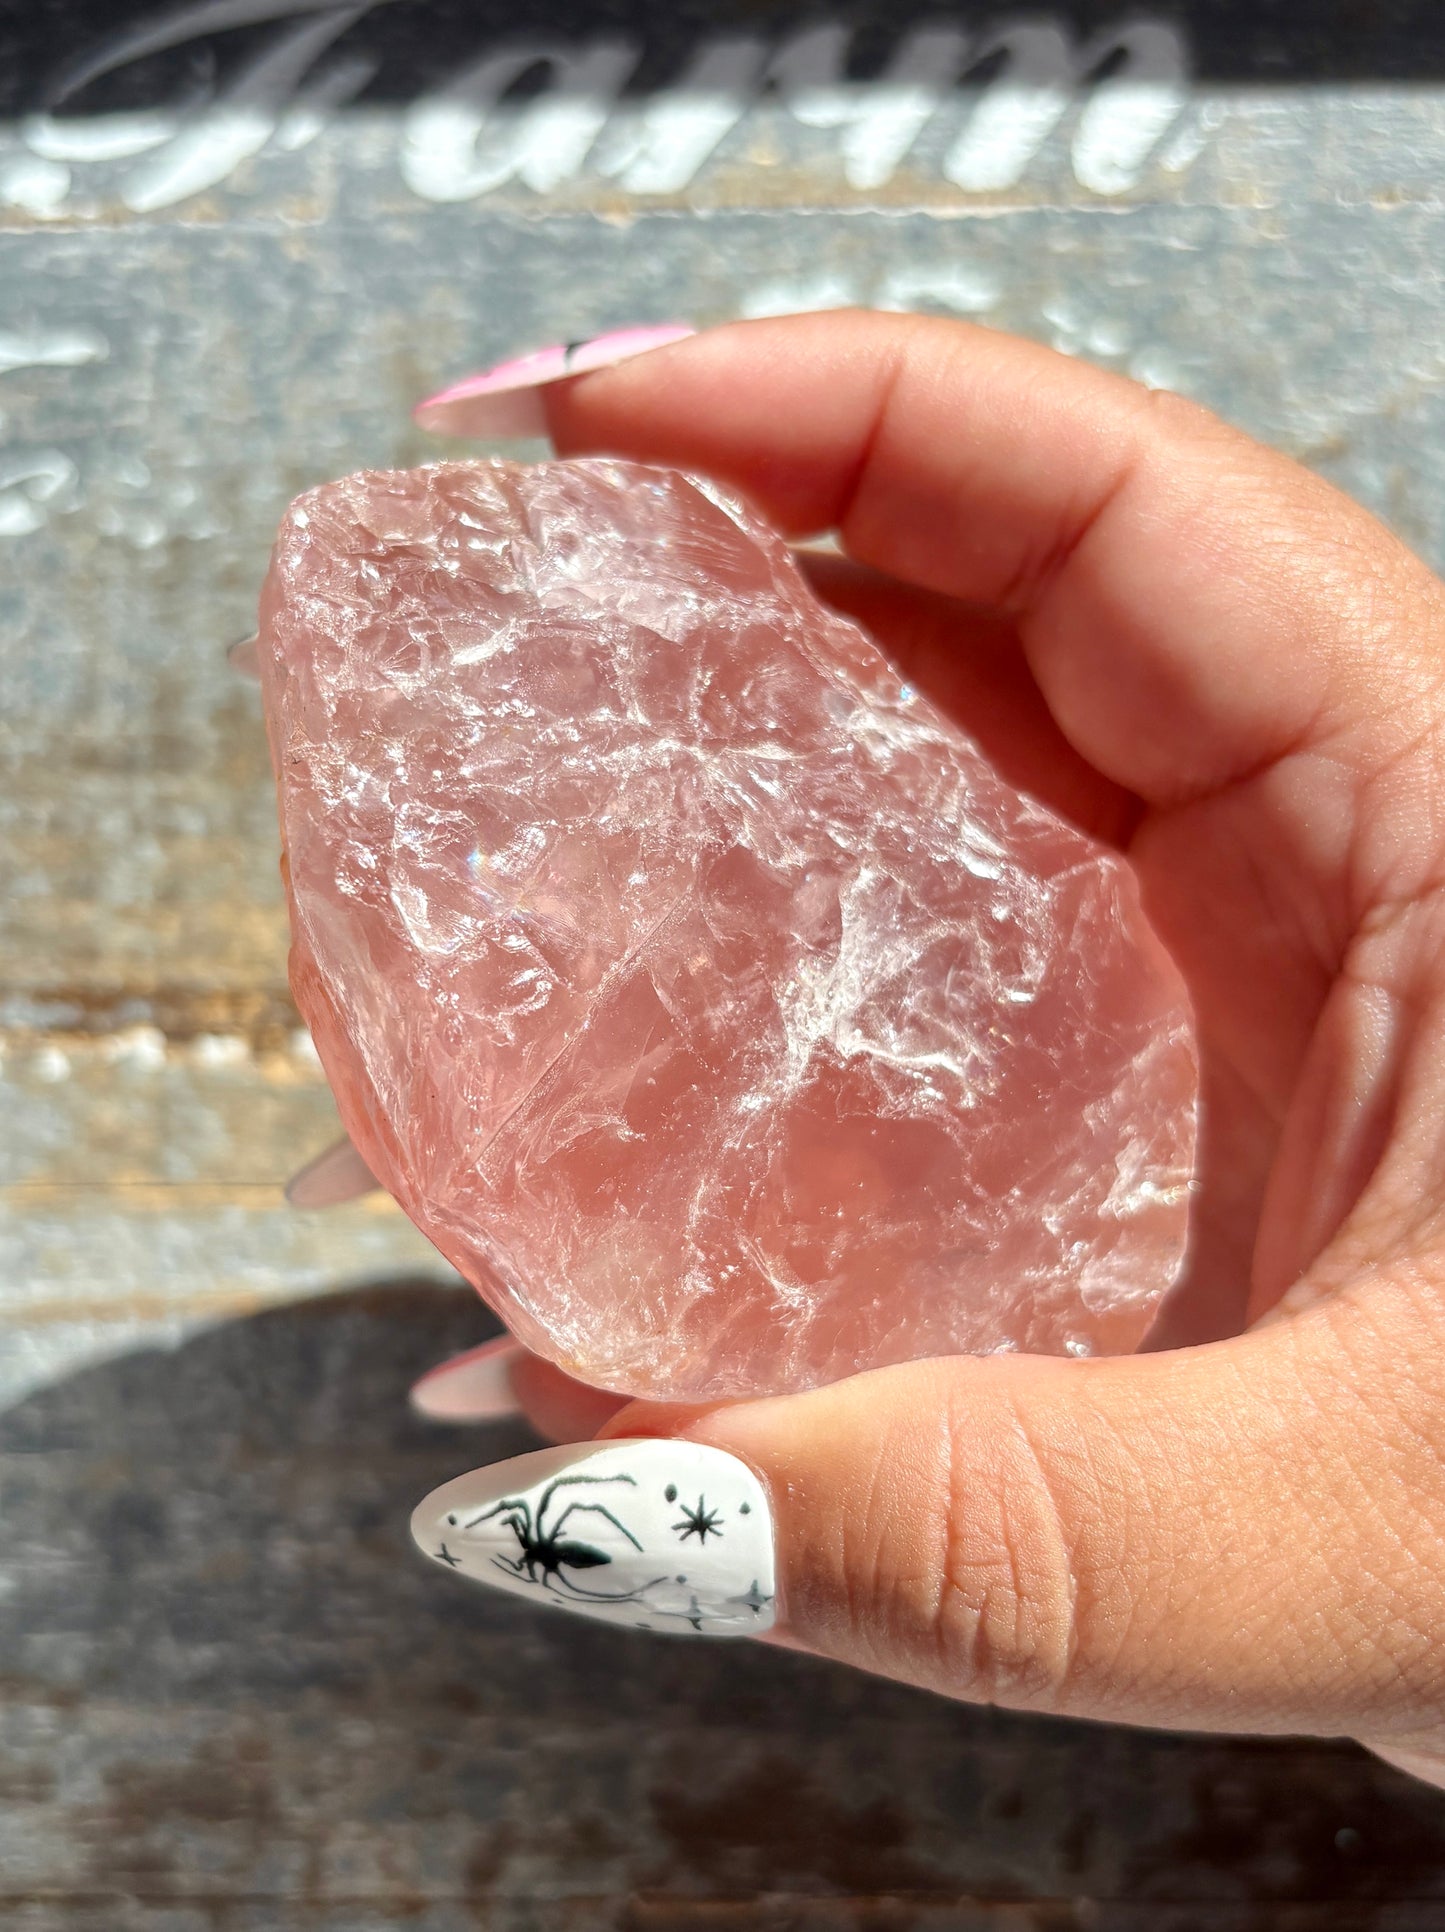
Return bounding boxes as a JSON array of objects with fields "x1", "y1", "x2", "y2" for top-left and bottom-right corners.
[{"x1": 258, "y1": 459, "x2": 1197, "y2": 1400}]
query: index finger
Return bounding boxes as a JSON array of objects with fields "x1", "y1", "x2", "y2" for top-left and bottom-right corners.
[{"x1": 537, "y1": 310, "x2": 1444, "y2": 822}]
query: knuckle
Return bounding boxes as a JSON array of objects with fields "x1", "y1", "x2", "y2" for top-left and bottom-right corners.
[{"x1": 927, "y1": 1380, "x2": 1090, "y2": 1707}]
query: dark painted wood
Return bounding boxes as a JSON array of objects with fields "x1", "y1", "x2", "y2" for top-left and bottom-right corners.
[
  {"x1": 3, "y1": 1283, "x2": 1444, "y2": 1926},
  {"x1": 7, "y1": 0, "x2": 1445, "y2": 113}
]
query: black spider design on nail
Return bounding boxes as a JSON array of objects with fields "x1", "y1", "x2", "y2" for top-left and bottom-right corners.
[{"x1": 452, "y1": 1473, "x2": 665, "y2": 1603}]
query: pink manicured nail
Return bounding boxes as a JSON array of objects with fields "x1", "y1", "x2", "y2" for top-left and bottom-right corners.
[
  {"x1": 285, "y1": 1134, "x2": 380, "y2": 1208},
  {"x1": 410, "y1": 1335, "x2": 524, "y2": 1422},
  {"x1": 413, "y1": 323, "x2": 695, "y2": 438},
  {"x1": 227, "y1": 633, "x2": 260, "y2": 678}
]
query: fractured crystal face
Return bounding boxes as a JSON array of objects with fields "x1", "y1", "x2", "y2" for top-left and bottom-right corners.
[{"x1": 258, "y1": 459, "x2": 1197, "y2": 1399}]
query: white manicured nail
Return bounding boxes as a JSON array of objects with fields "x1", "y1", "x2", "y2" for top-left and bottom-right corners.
[
  {"x1": 410, "y1": 1336, "x2": 523, "y2": 1421},
  {"x1": 285, "y1": 1134, "x2": 380, "y2": 1207},
  {"x1": 412, "y1": 1439, "x2": 775, "y2": 1636}
]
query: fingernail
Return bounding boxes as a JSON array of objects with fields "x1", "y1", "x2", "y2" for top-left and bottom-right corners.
[
  {"x1": 412, "y1": 1438, "x2": 775, "y2": 1636},
  {"x1": 284, "y1": 1134, "x2": 380, "y2": 1208},
  {"x1": 410, "y1": 1335, "x2": 524, "y2": 1422},
  {"x1": 413, "y1": 323, "x2": 695, "y2": 438},
  {"x1": 227, "y1": 633, "x2": 260, "y2": 677}
]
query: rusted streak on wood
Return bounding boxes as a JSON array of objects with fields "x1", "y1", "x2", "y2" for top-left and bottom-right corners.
[
  {"x1": 0, "y1": 1288, "x2": 299, "y2": 1325},
  {"x1": 1, "y1": 1183, "x2": 402, "y2": 1211},
  {"x1": 0, "y1": 986, "x2": 299, "y2": 1047}
]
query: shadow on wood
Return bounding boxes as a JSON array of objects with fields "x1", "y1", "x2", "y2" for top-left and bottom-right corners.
[{"x1": 2, "y1": 1280, "x2": 1444, "y2": 1930}]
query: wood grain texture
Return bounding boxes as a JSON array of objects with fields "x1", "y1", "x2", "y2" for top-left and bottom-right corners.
[{"x1": 4, "y1": 1285, "x2": 1445, "y2": 1929}]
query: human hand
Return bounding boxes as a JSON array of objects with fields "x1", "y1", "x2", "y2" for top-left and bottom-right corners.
[{"x1": 326, "y1": 311, "x2": 1445, "y2": 1779}]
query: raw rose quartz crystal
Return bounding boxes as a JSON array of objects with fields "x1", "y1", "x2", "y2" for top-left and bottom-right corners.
[{"x1": 258, "y1": 458, "x2": 1197, "y2": 1400}]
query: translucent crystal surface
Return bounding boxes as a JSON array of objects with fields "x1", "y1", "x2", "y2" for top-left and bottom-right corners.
[{"x1": 258, "y1": 459, "x2": 1197, "y2": 1399}]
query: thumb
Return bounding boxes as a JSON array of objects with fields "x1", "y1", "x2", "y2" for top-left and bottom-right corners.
[{"x1": 604, "y1": 1275, "x2": 1445, "y2": 1744}]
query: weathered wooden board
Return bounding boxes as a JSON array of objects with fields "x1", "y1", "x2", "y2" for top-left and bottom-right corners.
[
  {"x1": 5, "y1": 0, "x2": 1445, "y2": 1918},
  {"x1": 5, "y1": 1283, "x2": 1445, "y2": 1928}
]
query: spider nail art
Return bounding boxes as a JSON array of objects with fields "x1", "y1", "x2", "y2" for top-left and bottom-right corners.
[{"x1": 411, "y1": 1439, "x2": 775, "y2": 1636}]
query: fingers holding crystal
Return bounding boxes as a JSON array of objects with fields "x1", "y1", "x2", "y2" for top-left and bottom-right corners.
[
  {"x1": 529, "y1": 311, "x2": 1445, "y2": 1335},
  {"x1": 795, "y1": 550, "x2": 1138, "y2": 847},
  {"x1": 541, "y1": 310, "x2": 1445, "y2": 821}
]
